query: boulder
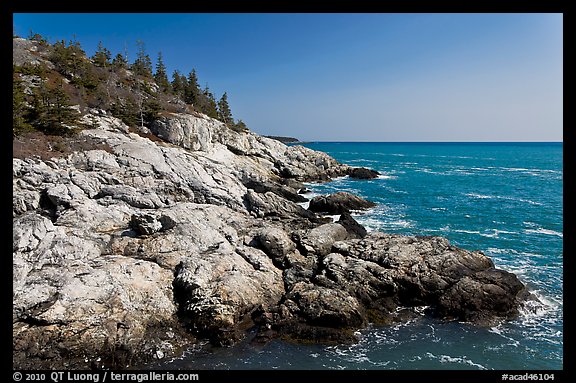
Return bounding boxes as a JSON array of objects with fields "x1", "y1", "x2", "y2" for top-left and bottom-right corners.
[
  {"x1": 308, "y1": 192, "x2": 376, "y2": 214},
  {"x1": 349, "y1": 167, "x2": 380, "y2": 179}
]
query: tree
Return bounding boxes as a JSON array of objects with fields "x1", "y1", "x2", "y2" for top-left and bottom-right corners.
[
  {"x1": 110, "y1": 97, "x2": 139, "y2": 127},
  {"x1": 154, "y1": 52, "x2": 171, "y2": 93},
  {"x1": 50, "y1": 39, "x2": 86, "y2": 77},
  {"x1": 92, "y1": 41, "x2": 111, "y2": 67},
  {"x1": 30, "y1": 80, "x2": 79, "y2": 135},
  {"x1": 27, "y1": 30, "x2": 47, "y2": 45},
  {"x1": 232, "y1": 119, "x2": 249, "y2": 133},
  {"x1": 131, "y1": 40, "x2": 153, "y2": 78},
  {"x1": 171, "y1": 70, "x2": 186, "y2": 99},
  {"x1": 217, "y1": 92, "x2": 233, "y2": 125},
  {"x1": 197, "y1": 85, "x2": 218, "y2": 118},
  {"x1": 13, "y1": 72, "x2": 32, "y2": 136},
  {"x1": 184, "y1": 69, "x2": 201, "y2": 106},
  {"x1": 112, "y1": 53, "x2": 128, "y2": 69}
]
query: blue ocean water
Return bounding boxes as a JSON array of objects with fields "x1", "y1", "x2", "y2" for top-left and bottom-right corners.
[{"x1": 158, "y1": 142, "x2": 563, "y2": 370}]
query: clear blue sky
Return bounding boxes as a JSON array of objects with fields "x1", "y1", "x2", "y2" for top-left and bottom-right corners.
[{"x1": 13, "y1": 13, "x2": 563, "y2": 142}]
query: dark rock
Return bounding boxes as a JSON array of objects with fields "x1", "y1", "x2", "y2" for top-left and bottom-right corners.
[
  {"x1": 308, "y1": 192, "x2": 376, "y2": 214},
  {"x1": 349, "y1": 167, "x2": 380, "y2": 179},
  {"x1": 130, "y1": 213, "x2": 162, "y2": 235},
  {"x1": 244, "y1": 179, "x2": 307, "y2": 203},
  {"x1": 435, "y1": 268, "x2": 529, "y2": 325},
  {"x1": 283, "y1": 283, "x2": 365, "y2": 328},
  {"x1": 337, "y1": 211, "x2": 368, "y2": 239}
]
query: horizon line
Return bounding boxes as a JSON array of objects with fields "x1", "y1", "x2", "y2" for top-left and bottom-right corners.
[{"x1": 291, "y1": 141, "x2": 563, "y2": 143}]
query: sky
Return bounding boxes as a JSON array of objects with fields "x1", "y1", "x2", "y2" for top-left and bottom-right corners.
[{"x1": 12, "y1": 13, "x2": 563, "y2": 142}]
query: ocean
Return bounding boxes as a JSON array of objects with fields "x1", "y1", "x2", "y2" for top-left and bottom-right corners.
[{"x1": 156, "y1": 142, "x2": 563, "y2": 370}]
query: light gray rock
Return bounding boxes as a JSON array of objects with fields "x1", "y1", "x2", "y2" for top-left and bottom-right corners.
[
  {"x1": 12, "y1": 109, "x2": 530, "y2": 369},
  {"x1": 296, "y1": 223, "x2": 348, "y2": 256}
]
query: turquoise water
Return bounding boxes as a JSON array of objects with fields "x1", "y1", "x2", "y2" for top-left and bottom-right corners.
[{"x1": 157, "y1": 142, "x2": 563, "y2": 370}]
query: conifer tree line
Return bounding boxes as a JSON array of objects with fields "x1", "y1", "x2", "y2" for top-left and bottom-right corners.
[{"x1": 13, "y1": 33, "x2": 248, "y2": 136}]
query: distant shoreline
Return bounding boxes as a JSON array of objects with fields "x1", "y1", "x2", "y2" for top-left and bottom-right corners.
[{"x1": 297, "y1": 141, "x2": 562, "y2": 145}]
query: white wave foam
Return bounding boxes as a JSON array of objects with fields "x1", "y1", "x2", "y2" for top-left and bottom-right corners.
[
  {"x1": 377, "y1": 174, "x2": 398, "y2": 180},
  {"x1": 518, "y1": 198, "x2": 542, "y2": 206},
  {"x1": 297, "y1": 201, "x2": 311, "y2": 209},
  {"x1": 488, "y1": 326, "x2": 521, "y2": 347},
  {"x1": 465, "y1": 193, "x2": 493, "y2": 199},
  {"x1": 453, "y1": 229, "x2": 482, "y2": 235},
  {"x1": 464, "y1": 193, "x2": 543, "y2": 206},
  {"x1": 426, "y1": 353, "x2": 487, "y2": 370},
  {"x1": 524, "y1": 228, "x2": 563, "y2": 238}
]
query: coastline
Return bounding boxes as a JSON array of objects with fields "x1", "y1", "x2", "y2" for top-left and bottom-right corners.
[{"x1": 13, "y1": 112, "x2": 535, "y2": 369}]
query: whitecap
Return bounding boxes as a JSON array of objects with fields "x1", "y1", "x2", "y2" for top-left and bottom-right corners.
[
  {"x1": 516, "y1": 198, "x2": 542, "y2": 206},
  {"x1": 464, "y1": 193, "x2": 494, "y2": 199},
  {"x1": 453, "y1": 229, "x2": 482, "y2": 235},
  {"x1": 377, "y1": 174, "x2": 398, "y2": 180},
  {"x1": 524, "y1": 228, "x2": 563, "y2": 238},
  {"x1": 426, "y1": 353, "x2": 487, "y2": 370}
]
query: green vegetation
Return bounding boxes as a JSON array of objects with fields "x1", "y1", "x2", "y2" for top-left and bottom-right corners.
[{"x1": 13, "y1": 33, "x2": 249, "y2": 137}]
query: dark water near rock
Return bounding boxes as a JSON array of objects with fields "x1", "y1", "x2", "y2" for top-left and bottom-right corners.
[{"x1": 155, "y1": 142, "x2": 563, "y2": 370}]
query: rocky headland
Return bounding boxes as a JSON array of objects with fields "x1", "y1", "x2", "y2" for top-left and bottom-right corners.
[{"x1": 13, "y1": 111, "x2": 532, "y2": 369}]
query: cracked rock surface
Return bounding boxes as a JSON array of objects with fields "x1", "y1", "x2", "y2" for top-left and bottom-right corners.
[{"x1": 13, "y1": 112, "x2": 531, "y2": 369}]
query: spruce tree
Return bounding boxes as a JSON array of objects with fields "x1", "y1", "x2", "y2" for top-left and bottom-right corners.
[
  {"x1": 200, "y1": 85, "x2": 218, "y2": 119},
  {"x1": 31, "y1": 80, "x2": 79, "y2": 135},
  {"x1": 131, "y1": 40, "x2": 153, "y2": 78},
  {"x1": 184, "y1": 69, "x2": 201, "y2": 106},
  {"x1": 154, "y1": 52, "x2": 171, "y2": 93},
  {"x1": 217, "y1": 92, "x2": 233, "y2": 125},
  {"x1": 171, "y1": 70, "x2": 186, "y2": 99},
  {"x1": 232, "y1": 119, "x2": 248, "y2": 133},
  {"x1": 92, "y1": 41, "x2": 111, "y2": 67},
  {"x1": 112, "y1": 53, "x2": 127, "y2": 69},
  {"x1": 13, "y1": 72, "x2": 32, "y2": 136}
]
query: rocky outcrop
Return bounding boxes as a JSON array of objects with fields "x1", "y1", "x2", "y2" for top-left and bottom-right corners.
[
  {"x1": 349, "y1": 167, "x2": 380, "y2": 179},
  {"x1": 13, "y1": 111, "x2": 531, "y2": 369},
  {"x1": 308, "y1": 192, "x2": 376, "y2": 214}
]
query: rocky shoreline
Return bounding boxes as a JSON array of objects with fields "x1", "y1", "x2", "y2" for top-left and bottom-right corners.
[{"x1": 13, "y1": 112, "x2": 532, "y2": 369}]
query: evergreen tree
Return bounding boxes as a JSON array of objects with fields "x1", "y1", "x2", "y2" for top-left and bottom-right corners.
[
  {"x1": 13, "y1": 72, "x2": 32, "y2": 136},
  {"x1": 217, "y1": 92, "x2": 233, "y2": 125},
  {"x1": 232, "y1": 119, "x2": 249, "y2": 133},
  {"x1": 131, "y1": 40, "x2": 153, "y2": 78},
  {"x1": 199, "y1": 85, "x2": 218, "y2": 119},
  {"x1": 50, "y1": 39, "x2": 86, "y2": 77},
  {"x1": 171, "y1": 70, "x2": 186, "y2": 99},
  {"x1": 27, "y1": 30, "x2": 48, "y2": 45},
  {"x1": 110, "y1": 97, "x2": 139, "y2": 127},
  {"x1": 184, "y1": 69, "x2": 201, "y2": 106},
  {"x1": 143, "y1": 99, "x2": 161, "y2": 124},
  {"x1": 112, "y1": 53, "x2": 128, "y2": 69},
  {"x1": 92, "y1": 41, "x2": 111, "y2": 67},
  {"x1": 30, "y1": 80, "x2": 79, "y2": 135},
  {"x1": 154, "y1": 52, "x2": 171, "y2": 93}
]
